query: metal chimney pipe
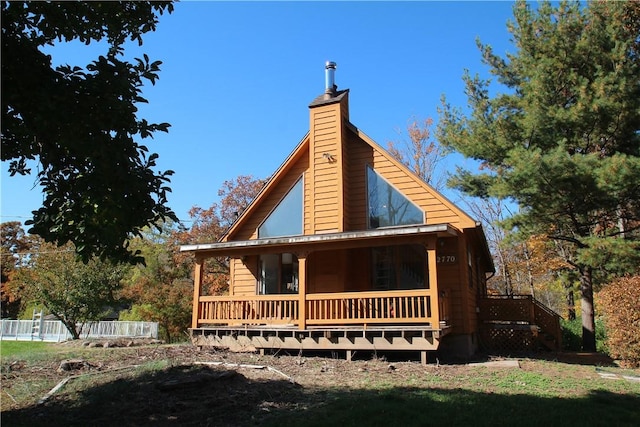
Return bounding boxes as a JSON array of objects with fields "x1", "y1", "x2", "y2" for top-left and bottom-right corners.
[{"x1": 325, "y1": 61, "x2": 337, "y2": 94}]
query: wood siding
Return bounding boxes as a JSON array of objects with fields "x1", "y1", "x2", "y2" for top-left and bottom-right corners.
[
  {"x1": 435, "y1": 236, "x2": 480, "y2": 335},
  {"x1": 231, "y1": 256, "x2": 258, "y2": 296},
  {"x1": 310, "y1": 103, "x2": 343, "y2": 233},
  {"x1": 345, "y1": 129, "x2": 465, "y2": 231}
]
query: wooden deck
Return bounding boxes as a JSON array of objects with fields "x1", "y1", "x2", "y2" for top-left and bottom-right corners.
[
  {"x1": 191, "y1": 324, "x2": 450, "y2": 364},
  {"x1": 193, "y1": 289, "x2": 448, "y2": 329},
  {"x1": 191, "y1": 289, "x2": 451, "y2": 363}
]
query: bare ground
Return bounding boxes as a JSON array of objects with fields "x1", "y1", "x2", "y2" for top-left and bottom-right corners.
[{"x1": 1, "y1": 340, "x2": 635, "y2": 427}]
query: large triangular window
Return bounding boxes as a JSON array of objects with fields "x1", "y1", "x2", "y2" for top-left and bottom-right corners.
[
  {"x1": 258, "y1": 177, "x2": 303, "y2": 238},
  {"x1": 367, "y1": 166, "x2": 424, "y2": 228}
]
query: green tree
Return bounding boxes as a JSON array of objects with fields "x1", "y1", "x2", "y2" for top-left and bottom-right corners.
[
  {"x1": 1, "y1": 1, "x2": 176, "y2": 264},
  {"x1": 120, "y1": 222, "x2": 192, "y2": 342},
  {"x1": 16, "y1": 242, "x2": 126, "y2": 339},
  {"x1": 175, "y1": 175, "x2": 266, "y2": 295},
  {"x1": 437, "y1": 1, "x2": 640, "y2": 351},
  {"x1": 0, "y1": 221, "x2": 37, "y2": 318}
]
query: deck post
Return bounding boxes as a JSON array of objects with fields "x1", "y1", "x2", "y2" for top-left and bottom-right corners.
[
  {"x1": 421, "y1": 351, "x2": 427, "y2": 365},
  {"x1": 426, "y1": 237, "x2": 440, "y2": 325},
  {"x1": 191, "y1": 256, "x2": 204, "y2": 329},
  {"x1": 297, "y1": 253, "x2": 308, "y2": 330}
]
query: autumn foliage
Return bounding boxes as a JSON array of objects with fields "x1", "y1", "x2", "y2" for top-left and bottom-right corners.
[{"x1": 597, "y1": 276, "x2": 640, "y2": 367}]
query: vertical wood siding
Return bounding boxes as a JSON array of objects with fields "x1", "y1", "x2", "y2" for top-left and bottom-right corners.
[
  {"x1": 311, "y1": 106, "x2": 341, "y2": 233},
  {"x1": 231, "y1": 256, "x2": 258, "y2": 296}
]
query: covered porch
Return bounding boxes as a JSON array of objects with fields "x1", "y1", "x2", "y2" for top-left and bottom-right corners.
[{"x1": 183, "y1": 225, "x2": 458, "y2": 361}]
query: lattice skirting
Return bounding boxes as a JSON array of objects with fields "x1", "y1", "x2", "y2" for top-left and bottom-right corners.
[{"x1": 479, "y1": 326, "x2": 537, "y2": 353}]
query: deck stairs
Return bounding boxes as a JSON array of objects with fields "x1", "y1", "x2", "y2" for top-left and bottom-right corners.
[{"x1": 478, "y1": 296, "x2": 562, "y2": 353}]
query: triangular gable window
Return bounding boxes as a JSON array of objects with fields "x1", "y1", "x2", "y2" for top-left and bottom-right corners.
[
  {"x1": 367, "y1": 166, "x2": 424, "y2": 228},
  {"x1": 258, "y1": 177, "x2": 303, "y2": 238}
]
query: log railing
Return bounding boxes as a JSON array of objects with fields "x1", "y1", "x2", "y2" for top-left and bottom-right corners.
[{"x1": 194, "y1": 289, "x2": 442, "y2": 329}]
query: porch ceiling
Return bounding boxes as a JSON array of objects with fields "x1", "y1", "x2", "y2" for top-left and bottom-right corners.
[{"x1": 180, "y1": 224, "x2": 459, "y2": 257}]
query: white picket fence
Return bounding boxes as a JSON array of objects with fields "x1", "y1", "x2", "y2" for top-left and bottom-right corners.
[{"x1": 0, "y1": 319, "x2": 158, "y2": 342}]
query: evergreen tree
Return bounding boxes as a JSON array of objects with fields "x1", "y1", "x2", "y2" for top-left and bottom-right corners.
[{"x1": 437, "y1": 0, "x2": 640, "y2": 351}]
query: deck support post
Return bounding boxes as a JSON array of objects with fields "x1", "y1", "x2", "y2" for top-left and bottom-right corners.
[
  {"x1": 297, "y1": 253, "x2": 308, "y2": 330},
  {"x1": 191, "y1": 257, "x2": 205, "y2": 329},
  {"x1": 425, "y1": 237, "x2": 440, "y2": 324},
  {"x1": 421, "y1": 351, "x2": 427, "y2": 365},
  {"x1": 346, "y1": 350, "x2": 352, "y2": 362}
]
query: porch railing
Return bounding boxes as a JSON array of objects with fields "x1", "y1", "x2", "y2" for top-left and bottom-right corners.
[
  {"x1": 197, "y1": 294, "x2": 299, "y2": 325},
  {"x1": 478, "y1": 295, "x2": 562, "y2": 350},
  {"x1": 195, "y1": 289, "x2": 443, "y2": 329}
]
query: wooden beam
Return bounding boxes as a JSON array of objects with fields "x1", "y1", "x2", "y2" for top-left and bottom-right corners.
[
  {"x1": 426, "y1": 237, "x2": 440, "y2": 325},
  {"x1": 298, "y1": 253, "x2": 308, "y2": 330},
  {"x1": 192, "y1": 257, "x2": 204, "y2": 329}
]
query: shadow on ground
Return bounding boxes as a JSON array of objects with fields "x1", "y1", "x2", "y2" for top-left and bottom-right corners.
[{"x1": 3, "y1": 362, "x2": 639, "y2": 427}]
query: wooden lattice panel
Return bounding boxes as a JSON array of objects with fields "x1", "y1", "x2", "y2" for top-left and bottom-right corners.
[
  {"x1": 480, "y1": 326, "x2": 536, "y2": 353},
  {"x1": 480, "y1": 298, "x2": 532, "y2": 322}
]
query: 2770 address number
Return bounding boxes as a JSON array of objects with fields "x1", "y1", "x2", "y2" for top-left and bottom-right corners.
[{"x1": 436, "y1": 255, "x2": 457, "y2": 264}]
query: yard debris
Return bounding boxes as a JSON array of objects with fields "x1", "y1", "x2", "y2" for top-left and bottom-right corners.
[
  {"x1": 468, "y1": 359, "x2": 521, "y2": 368},
  {"x1": 79, "y1": 338, "x2": 165, "y2": 348},
  {"x1": 156, "y1": 368, "x2": 237, "y2": 391},
  {"x1": 38, "y1": 377, "x2": 72, "y2": 405},
  {"x1": 57, "y1": 359, "x2": 95, "y2": 372},
  {"x1": 38, "y1": 364, "x2": 142, "y2": 405},
  {"x1": 192, "y1": 361, "x2": 296, "y2": 384}
]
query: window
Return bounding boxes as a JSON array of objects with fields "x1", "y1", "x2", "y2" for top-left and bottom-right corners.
[
  {"x1": 371, "y1": 245, "x2": 426, "y2": 290},
  {"x1": 258, "y1": 253, "x2": 299, "y2": 294},
  {"x1": 258, "y1": 177, "x2": 303, "y2": 238},
  {"x1": 367, "y1": 166, "x2": 423, "y2": 228}
]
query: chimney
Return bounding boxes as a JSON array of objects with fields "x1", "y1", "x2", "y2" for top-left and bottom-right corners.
[{"x1": 324, "y1": 61, "x2": 337, "y2": 97}]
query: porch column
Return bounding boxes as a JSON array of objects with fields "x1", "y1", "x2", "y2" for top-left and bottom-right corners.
[
  {"x1": 297, "y1": 252, "x2": 308, "y2": 330},
  {"x1": 426, "y1": 237, "x2": 440, "y2": 325},
  {"x1": 191, "y1": 256, "x2": 204, "y2": 329}
]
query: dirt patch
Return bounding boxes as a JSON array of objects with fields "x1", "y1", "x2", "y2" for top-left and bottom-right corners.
[{"x1": 2, "y1": 342, "x2": 637, "y2": 426}]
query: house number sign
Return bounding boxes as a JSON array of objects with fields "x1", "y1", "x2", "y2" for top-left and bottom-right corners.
[{"x1": 436, "y1": 255, "x2": 457, "y2": 264}]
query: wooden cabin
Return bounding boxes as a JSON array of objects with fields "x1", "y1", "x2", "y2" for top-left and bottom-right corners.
[{"x1": 181, "y1": 62, "x2": 560, "y2": 361}]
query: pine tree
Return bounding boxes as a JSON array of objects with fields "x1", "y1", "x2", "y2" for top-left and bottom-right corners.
[{"x1": 437, "y1": 0, "x2": 640, "y2": 351}]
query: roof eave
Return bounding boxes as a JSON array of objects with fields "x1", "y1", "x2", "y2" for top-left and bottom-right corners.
[{"x1": 180, "y1": 223, "x2": 458, "y2": 257}]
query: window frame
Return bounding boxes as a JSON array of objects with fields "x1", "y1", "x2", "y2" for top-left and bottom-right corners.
[
  {"x1": 365, "y1": 165, "x2": 424, "y2": 229},
  {"x1": 257, "y1": 253, "x2": 299, "y2": 295},
  {"x1": 257, "y1": 175, "x2": 304, "y2": 239}
]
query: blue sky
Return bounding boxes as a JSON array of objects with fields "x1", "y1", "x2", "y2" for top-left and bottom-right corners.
[{"x1": 1, "y1": 1, "x2": 519, "y2": 227}]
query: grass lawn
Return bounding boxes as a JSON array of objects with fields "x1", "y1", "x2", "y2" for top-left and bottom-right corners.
[{"x1": 1, "y1": 340, "x2": 56, "y2": 359}]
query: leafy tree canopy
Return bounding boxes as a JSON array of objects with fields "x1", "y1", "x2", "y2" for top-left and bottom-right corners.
[
  {"x1": 15, "y1": 241, "x2": 126, "y2": 339},
  {"x1": 1, "y1": 221, "x2": 37, "y2": 318},
  {"x1": 437, "y1": 0, "x2": 640, "y2": 350},
  {"x1": 1, "y1": 1, "x2": 176, "y2": 264}
]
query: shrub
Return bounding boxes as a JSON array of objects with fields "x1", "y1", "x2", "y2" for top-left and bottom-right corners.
[
  {"x1": 561, "y1": 317, "x2": 607, "y2": 353},
  {"x1": 596, "y1": 276, "x2": 640, "y2": 367}
]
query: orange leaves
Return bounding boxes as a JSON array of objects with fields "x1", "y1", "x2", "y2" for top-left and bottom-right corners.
[{"x1": 596, "y1": 276, "x2": 640, "y2": 367}]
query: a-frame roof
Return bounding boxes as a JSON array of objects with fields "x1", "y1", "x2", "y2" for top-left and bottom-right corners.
[{"x1": 218, "y1": 122, "x2": 479, "y2": 243}]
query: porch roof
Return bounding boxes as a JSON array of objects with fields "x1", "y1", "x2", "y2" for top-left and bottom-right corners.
[{"x1": 180, "y1": 223, "x2": 459, "y2": 257}]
